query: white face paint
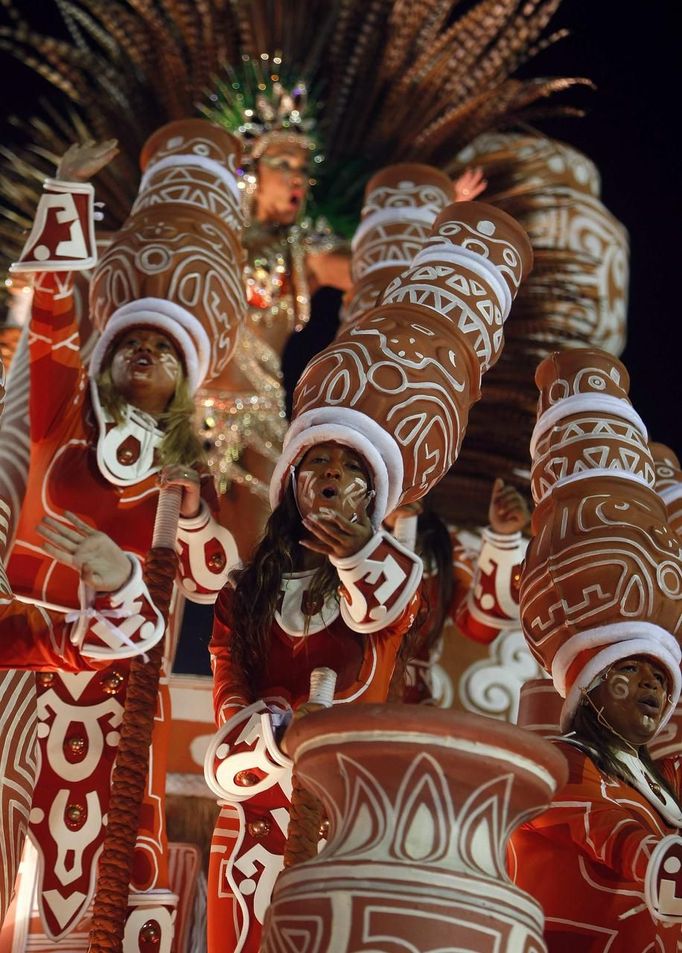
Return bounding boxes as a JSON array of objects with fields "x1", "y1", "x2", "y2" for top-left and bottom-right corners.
[
  {"x1": 157, "y1": 349, "x2": 181, "y2": 382},
  {"x1": 607, "y1": 673, "x2": 630, "y2": 700},
  {"x1": 295, "y1": 443, "x2": 371, "y2": 520},
  {"x1": 109, "y1": 328, "x2": 182, "y2": 414},
  {"x1": 590, "y1": 657, "x2": 670, "y2": 748}
]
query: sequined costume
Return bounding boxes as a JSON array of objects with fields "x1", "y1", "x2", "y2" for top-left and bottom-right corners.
[
  {"x1": 204, "y1": 530, "x2": 422, "y2": 953},
  {"x1": 509, "y1": 739, "x2": 682, "y2": 952}
]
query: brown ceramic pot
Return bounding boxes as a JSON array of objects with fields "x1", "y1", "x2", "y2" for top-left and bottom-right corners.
[
  {"x1": 520, "y1": 347, "x2": 682, "y2": 729},
  {"x1": 261, "y1": 704, "x2": 567, "y2": 953},
  {"x1": 139, "y1": 118, "x2": 241, "y2": 172},
  {"x1": 133, "y1": 120, "x2": 243, "y2": 233},
  {"x1": 293, "y1": 201, "x2": 533, "y2": 507},
  {"x1": 530, "y1": 350, "x2": 653, "y2": 505},
  {"x1": 89, "y1": 119, "x2": 245, "y2": 383},
  {"x1": 430, "y1": 131, "x2": 629, "y2": 529},
  {"x1": 650, "y1": 442, "x2": 682, "y2": 538},
  {"x1": 516, "y1": 678, "x2": 563, "y2": 739},
  {"x1": 344, "y1": 164, "x2": 453, "y2": 326}
]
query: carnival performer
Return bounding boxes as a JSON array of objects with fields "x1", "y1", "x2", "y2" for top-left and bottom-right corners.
[
  {"x1": 510, "y1": 654, "x2": 682, "y2": 952},
  {"x1": 203, "y1": 188, "x2": 534, "y2": 951},
  {"x1": 204, "y1": 438, "x2": 423, "y2": 953},
  {"x1": 197, "y1": 80, "x2": 350, "y2": 560},
  {"x1": 511, "y1": 347, "x2": 682, "y2": 950},
  {"x1": 4, "y1": 129, "x2": 242, "y2": 947},
  {"x1": 385, "y1": 478, "x2": 529, "y2": 706}
]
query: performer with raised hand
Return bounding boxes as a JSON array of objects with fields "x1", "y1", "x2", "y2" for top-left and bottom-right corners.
[
  {"x1": 204, "y1": 193, "x2": 534, "y2": 951},
  {"x1": 386, "y1": 477, "x2": 529, "y2": 707},
  {"x1": 4, "y1": 122, "x2": 244, "y2": 949}
]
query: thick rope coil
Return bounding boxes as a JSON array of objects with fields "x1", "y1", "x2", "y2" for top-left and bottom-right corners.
[
  {"x1": 88, "y1": 545, "x2": 178, "y2": 953},
  {"x1": 283, "y1": 667, "x2": 336, "y2": 869}
]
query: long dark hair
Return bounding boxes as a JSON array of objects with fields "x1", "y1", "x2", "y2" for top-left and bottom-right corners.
[
  {"x1": 571, "y1": 702, "x2": 676, "y2": 802},
  {"x1": 414, "y1": 503, "x2": 454, "y2": 651},
  {"x1": 228, "y1": 483, "x2": 339, "y2": 694}
]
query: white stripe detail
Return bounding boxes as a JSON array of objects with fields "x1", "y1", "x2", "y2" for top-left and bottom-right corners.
[
  {"x1": 410, "y1": 243, "x2": 512, "y2": 317},
  {"x1": 660, "y1": 484, "x2": 682, "y2": 506},
  {"x1": 351, "y1": 207, "x2": 436, "y2": 250},
  {"x1": 531, "y1": 393, "x2": 648, "y2": 457},
  {"x1": 540, "y1": 466, "x2": 653, "y2": 499},
  {"x1": 141, "y1": 154, "x2": 241, "y2": 204}
]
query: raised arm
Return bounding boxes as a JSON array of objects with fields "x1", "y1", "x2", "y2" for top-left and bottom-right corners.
[
  {"x1": 455, "y1": 479, "x2": 529, "y2": 643},
  {"x1": 12, "y1": 140, "x2": 118, "y2": 441},
  {"x1": 0, "y1": 511, "x2": 164, "y2": 668}
]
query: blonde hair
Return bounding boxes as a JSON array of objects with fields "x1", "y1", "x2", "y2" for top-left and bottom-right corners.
[{"x1": 96, "y1": 364, "x2": 205, "y2": 468}]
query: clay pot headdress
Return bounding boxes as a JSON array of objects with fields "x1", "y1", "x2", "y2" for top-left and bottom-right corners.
[
  {"x1": 343, "y1": 163, "x2": 454, "y2": 325},
  {"x1": 270, "y1": 189, "x2": 533, "y2": 527},
  {"x1": 89, "y1": 118, "x2": 246, "y2": 393},
  {"x1": 651, "y1": 443, "x2": 682, "y2": 539},
  {"x1": 521, "y1": 348, "x2": 682, "y2": 733}
]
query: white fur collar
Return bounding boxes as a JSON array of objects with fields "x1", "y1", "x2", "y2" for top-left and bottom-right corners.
[
  {"x1": 91, "y1": 379, "x2": 163, "y2": 486},
  {"x1": 275, "y1": 570, "x2": 340, "y2": 637}
]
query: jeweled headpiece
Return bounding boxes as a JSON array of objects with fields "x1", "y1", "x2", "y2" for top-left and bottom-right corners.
[{"x1": 203, "y1": 55, "x2": 320, "y2": 165}]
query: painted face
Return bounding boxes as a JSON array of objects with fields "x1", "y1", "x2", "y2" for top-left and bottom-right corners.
[
  {"x1": 254, "y1": 143, "x2": 311, "y2": 225},
  {"x1": 295, "y1": 442, "x2": 372, "y2": 521},
  {"x1": 588, "y1": 655, "x2": 669, "y2": 747},
  {"x1": 109, "y1": 327, "x2": 182, "y2": 415}
]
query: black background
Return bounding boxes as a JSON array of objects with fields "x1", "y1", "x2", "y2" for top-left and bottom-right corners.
[{"x1": 1, "y1": 0, "x2": 680, "y2": 450}]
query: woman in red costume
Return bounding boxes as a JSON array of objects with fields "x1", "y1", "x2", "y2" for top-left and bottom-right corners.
[
  {"x1": 204, "y1": 439, "x2": 423, "y2": 953},
  {"x1": 4, "y1": 137, "x2": 239, "y2": 946},
  {"x1": 510, "y1": 654, "x2": 682, "y2": 952}
]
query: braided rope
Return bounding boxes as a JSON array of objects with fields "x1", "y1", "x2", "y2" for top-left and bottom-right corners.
[
  {"x1": 283, "y1": 772, "x2": 324, "y2": 868},
  {"x1": 88, "y1": 546, "x2": 178, "y2": 952}
]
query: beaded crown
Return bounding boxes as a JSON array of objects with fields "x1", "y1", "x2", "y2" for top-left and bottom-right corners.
[{"x1": 203, "y1": 55, "x2": 320, "y2": 165}]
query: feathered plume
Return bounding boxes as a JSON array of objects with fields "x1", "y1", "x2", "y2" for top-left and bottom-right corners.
[{"x1": 0, "y1": 0, "x2": 586, "y2": 261}]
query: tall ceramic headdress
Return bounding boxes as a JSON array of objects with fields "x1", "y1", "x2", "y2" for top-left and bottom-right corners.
[
  {"x1": 342, "y1": 163, "x2": 454, "y2": 325},
  {"x1": 520, "y1": 348, "x2": 682, "y2": 733},
  {"x1": 270, "y1": 190, "x2": 534, "y2": 526},
  {"x1": 89, "y1": 118, "x2": 246, "y2": 392},
  {"x1": 651, "y1": 443, "x2": 682, "y2": 538}
]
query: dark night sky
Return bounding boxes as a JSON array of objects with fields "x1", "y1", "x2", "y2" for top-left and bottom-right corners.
[
  {"x1": 534, "y1": 0, "x2": 681, "y2": 451},
  {"x1": 1, "y1": 0, "x2": 680, "y2": 450}
]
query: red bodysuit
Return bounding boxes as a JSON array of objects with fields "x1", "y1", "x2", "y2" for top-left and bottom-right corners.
[
  {"x1": 4, "y1": 269, "x2": 238, "y2": 945},
  {"x1": 204, "y1": 530, "x2": 423, "y2": 953},
  {"x1": 509, "y1": 739, "x2": 682, "y2": 952}
]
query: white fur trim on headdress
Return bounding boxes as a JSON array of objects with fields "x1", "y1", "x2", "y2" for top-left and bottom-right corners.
[
  {"x1": 89, "y1": 297, "x2": 211, "y2": 393},
  {"x1": 553, "y1": 621, "x2": 682, "y2": 734},
  {"x1": 269, "y1": 408, "x2": 404, "y2": 528},
  {"x1": 140, "y1": 155, "x2": 241, "y2": 205},
  {"x1": 530, "y1": 393, "x2": 649, "y2": 459}
]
